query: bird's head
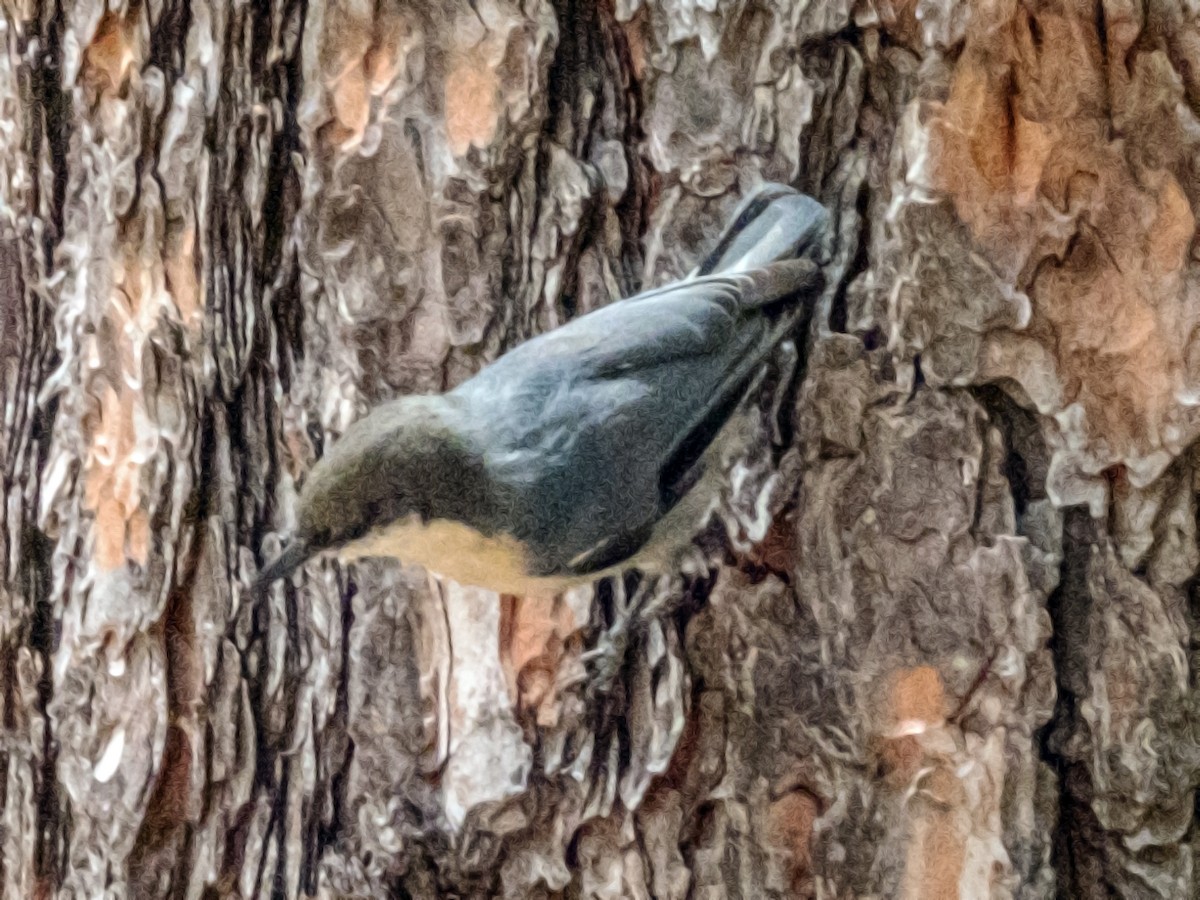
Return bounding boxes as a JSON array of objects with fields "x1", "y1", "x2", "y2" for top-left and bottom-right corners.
[{"x1": 254, "y1": 396, "x2": 475, "y2": 590}]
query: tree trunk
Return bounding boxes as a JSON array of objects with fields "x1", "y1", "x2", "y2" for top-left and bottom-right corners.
[{"x1": 2, "y1": 0, "x2": 1199, "y2": 897}]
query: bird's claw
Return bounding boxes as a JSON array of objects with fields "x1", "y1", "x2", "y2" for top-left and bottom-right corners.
[
  {"x1": 559, "y1": 575, "x2": 674, "y2": 698},
  {"x1": 577, "y1": 621, "x2": 630, "y2": 698}
]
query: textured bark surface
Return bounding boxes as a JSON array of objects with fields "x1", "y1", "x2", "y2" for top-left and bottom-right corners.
[{"x1": 2, "y1": 0, "x2": 1199, "y2": 897}]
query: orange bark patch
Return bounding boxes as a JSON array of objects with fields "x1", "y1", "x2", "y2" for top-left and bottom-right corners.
[
  {"x1": 1010, "y1": 112, "x2": 1053, "y2": 205},
  {"x1": 445, "y1": 55, "x2": 500, "y2": 156},
  {"x1": 365, "y1": 13, "x2": 415, "y2": 96},
  {"x1": 330, "y1": 55, "x2": 370, "y2": 148},
  {"x1": 768, "y1": 789, "x2": 819, "y2": 886},
  {"x1": 80, "y1": 243, "x2": 173, "y2": 571},
  {"x1": 84, "y1": 11, "x2": 138, "y2": 96},
  {"x1": 499, "y1": 591, "x2": 576, "y2": 726},
  {"x1": 875, "y1": 669, "x2": 969, "y2": 899},
  {"x1": 902, "y1": 772, "x2": 967, "y2": 900},
  {"x1": 321, "y1": 8, "x2": 414, "y2": 149},
  {"x1": 114, "y1": 241, "x2": 147, "y2": 319},
  {"x1": 890, "y1": 665, "x2": 946, "y2": 726},
  {"x1": 621, "y1": 8, "x2": 648, "y2": 79},
  {"x1": 1148, "y1": 178, "x2": 1195, "y2": 276},
  {"x1": 1035, "y1": 171, "x2": 1193, "y2": 455},
  {"x1": 84, "y1": 384, "x2": 151, "y2": 570},
  {"x1": 163, "y1": 225, "x2": 202, "y2": 329},
  {"x1": 924, "y1": 5, "x2": 1110, "y2": 263},
  {"x1": 878, "y1": 666, "x2": 946, "y2": 781},
  {"x1": 880, "y1": 734, "x2": 924, "y2": 783},
  {"x1": 922, "y1": 2, "x2": 1196, "y2": 470}
]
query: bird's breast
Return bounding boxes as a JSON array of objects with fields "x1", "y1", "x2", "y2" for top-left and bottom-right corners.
[{"x1": 339, "y1": 514, "x2": 572, "y2": 595}]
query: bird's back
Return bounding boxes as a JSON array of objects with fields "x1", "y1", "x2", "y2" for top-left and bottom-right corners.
[{"x1": 450, "y1": 187, "x2": 828, "y2": 579}]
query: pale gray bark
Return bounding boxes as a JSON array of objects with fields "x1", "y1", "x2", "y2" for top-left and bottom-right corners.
[{"x1": 2, "y1": 1, "x2": 1199, "y2": 898}]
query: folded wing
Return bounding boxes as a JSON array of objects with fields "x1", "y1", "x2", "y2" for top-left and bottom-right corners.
[{"x1": 452, "y1": 261, "x2": 821, "y2": 577}]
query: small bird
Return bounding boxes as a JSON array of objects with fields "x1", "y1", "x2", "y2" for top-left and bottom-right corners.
[{"x1": 256, "y1": 183, "x2": 828, "y2": 595}]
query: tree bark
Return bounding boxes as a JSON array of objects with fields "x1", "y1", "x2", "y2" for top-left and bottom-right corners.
[{"x1": 1, "y1": 0, "x2": 1198, "y2": 897}]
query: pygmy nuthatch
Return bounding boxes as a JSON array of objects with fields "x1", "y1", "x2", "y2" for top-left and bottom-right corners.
[{"x1": 257, "y1": 183, "x2": 828, "y2": 595}]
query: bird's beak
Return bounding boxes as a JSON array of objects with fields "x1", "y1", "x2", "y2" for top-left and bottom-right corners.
[{"x1": 253, "y1": 540, "x2": 311, "y2": 592}]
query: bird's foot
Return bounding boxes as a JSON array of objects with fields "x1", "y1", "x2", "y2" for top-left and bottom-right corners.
[
  {"x1": 559, "y1": 576, "x2": 678, "y2": 699},
  {"x1": 577, "y1": 618, "x2": 631, "y2": 699}
]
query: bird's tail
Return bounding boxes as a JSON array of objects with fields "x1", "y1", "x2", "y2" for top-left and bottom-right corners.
[{"x1": 693, "y1": 182, "x2": 828, "y2": 277}]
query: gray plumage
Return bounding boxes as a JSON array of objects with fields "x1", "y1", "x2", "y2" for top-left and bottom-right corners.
[{"x1": 257, "y1": 184, "x2": 828, "y2": 593}]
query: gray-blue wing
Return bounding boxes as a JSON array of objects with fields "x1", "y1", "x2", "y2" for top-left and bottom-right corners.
[{"x1": 450, "y1": 262, "x2": 820, "y2": 577}]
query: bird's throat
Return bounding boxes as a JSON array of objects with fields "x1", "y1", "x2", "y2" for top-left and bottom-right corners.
[{"x1": 338, "y1": 514, "x2": 554, "y2": 595}]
